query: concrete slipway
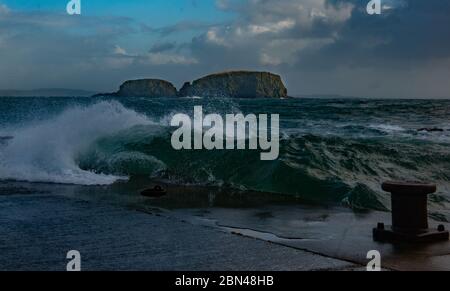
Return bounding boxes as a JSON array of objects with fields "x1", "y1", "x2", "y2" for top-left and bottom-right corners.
[{"x1": 0, "y1": 181, "x2": 448, "y2": 271}]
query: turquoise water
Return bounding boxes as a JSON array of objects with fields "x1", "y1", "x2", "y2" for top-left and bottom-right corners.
[{"x1": 1, "y1": 97, "x2": 450, "y2": 218}]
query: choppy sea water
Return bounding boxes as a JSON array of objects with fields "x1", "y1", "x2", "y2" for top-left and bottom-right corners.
[{"x1": 1, "y1": 97, "x2": 450, "y2": 219}]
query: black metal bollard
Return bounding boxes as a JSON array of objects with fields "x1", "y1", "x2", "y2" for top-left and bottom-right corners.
[{"x1": 373, "y1": 181, "x2": 449, "y2": 243}]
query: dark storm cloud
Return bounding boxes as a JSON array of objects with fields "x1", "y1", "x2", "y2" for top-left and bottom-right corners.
[
  {"x1": 185, "y1": 0, "x2": 450, "y2": 97},
  {"x1": 196, "y1": 0, "x2": 450, "y2": 69},
  {"x1": 303, "y1": 0, "x2": 450, "y2": 68}
]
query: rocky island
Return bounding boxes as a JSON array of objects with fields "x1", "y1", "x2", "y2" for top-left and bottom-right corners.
[
  {"x1": 94, "y1": 71, "x2": 288, "y2": 98},
  {"x1": 93, "y1": 79, "x2": 178, "y2": 98},
  {"x1": 179, "y1": 71, "x2": 288, "y2": 98}
]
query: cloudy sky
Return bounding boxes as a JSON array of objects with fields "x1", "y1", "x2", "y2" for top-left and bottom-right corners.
[{"x1": 0, "y1": 0, "x2": 449, "y2": 98}]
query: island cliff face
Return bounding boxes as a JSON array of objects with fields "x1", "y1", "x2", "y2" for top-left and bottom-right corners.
[
  {"x1": 94, "y1": 71, "x2": 288, "y2": 98},
  {"x1": 94, "y1": 79, "x2": 178, "y2": 98},
  {"x1": 179, "y1": 71, "x2": 287, "y2": 98},
  {"x1": 116, "y1": 79, "x2": 178, "y2": 97}
]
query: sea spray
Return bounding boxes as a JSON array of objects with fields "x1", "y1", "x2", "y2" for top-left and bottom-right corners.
[{"x1": 0, "y1": 101, "x2": 155, "y2": 185}]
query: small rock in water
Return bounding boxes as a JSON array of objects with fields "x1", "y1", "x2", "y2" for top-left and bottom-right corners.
[{"x1": 141, "y1": 185, "x2": 167, "y2": 198}]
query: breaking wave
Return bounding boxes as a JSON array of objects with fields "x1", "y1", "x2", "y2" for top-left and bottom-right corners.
[
  {"x1": 0, "y1": 101, "x2": 159, "y2": 185},
  {"x1": 1, "y1": 98, "x2": 450, "y2": 213}
]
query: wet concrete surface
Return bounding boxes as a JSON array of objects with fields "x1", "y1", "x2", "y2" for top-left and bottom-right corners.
[
  {"x1": 0, "y1": 193, "x2": 356, "y2": 271},
  {"x1": 184, "y1": 206, "x2": 450, "y2": 271},
  {"x1": 1, "y1": 180, "x2": 449, "y2": 271}
]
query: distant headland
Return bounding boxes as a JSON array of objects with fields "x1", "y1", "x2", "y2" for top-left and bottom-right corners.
[
  {"x1": 0, "y1": 88, "x2": 96, "y2": 97},
  {"x1": 93, "y1": 71, "x2": 288, "y2": 98}
]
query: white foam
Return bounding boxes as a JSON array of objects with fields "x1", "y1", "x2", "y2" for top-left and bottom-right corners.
[
  {"x1": 368, "y1": 124, "x2": 405, "y2": 133},
  {"x1": 0, "y1": 101, "x2": 154, "y2": 185}
]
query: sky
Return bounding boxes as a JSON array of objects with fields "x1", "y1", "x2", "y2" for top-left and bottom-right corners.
[{"x1": 0, "y1": 0, "x2": 449, "y2": 98}]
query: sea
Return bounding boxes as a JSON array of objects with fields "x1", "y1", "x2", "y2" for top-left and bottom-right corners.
[{"x1": 1, "y1": 96, "x2": 449, "y2": 221}]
